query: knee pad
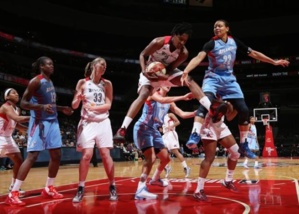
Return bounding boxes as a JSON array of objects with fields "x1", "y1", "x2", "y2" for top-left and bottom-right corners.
[
  {"x1": 229, "y1": 99, "x2": 249, "y2": 125},
  {"x1": 196, "y1": 92, "x2": 216, "y2": 118},
  {"x1": 227, "y1": 144, "x2": 240, "y2": 161}
]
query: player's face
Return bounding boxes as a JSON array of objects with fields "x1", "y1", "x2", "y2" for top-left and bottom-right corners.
[
  {"x1": 93, "y1": 60, "x2": 106, "y2": 77},
  {"x1": 213, "y1": 21, "x2": 229, "y2": 38},
  {"x1": 41, "y1": 59, "x2": 54, "y2": 75},
  {"x1": 173, "y1": 33, "x2": 189, "y2": 49},
  {"x1": 7, "y1": 89, "x2": 19, "y2": 103}
]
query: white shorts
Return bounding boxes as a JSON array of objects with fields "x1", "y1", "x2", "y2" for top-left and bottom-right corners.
[
  {"x1": 137, "y1": 69, "x2": 183, "y2": 93},
  {"x1": 0, "y1": 136, "x2": 20, "y2": 157},
  {"x1": 163, "y1": 131, "x2": 180, "y2": 150},
  {"x1": 76, "y1": 118, "x2": 113, "y2": 152},
  {"x1": 200, "y1": 121, "x2": 231, "y2": 141}
]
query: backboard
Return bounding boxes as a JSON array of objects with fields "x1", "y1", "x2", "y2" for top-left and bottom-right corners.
[{"x1": 253, "y1": 108, "x2": 278, "y2": 123}]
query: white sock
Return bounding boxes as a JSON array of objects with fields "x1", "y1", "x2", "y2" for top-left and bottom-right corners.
[
  {"x1": 192, "y1": 122, "x2": 202, "y2": 134},
  {"x1": 239, "y1": 131, "x2": 248, "y2": 143},
  {"x1": 195, "y1": 177, "x2": 205, "y2": 193},
  {"x1": 254, "y1": 161, "x2": 258, "y2": 167},
  {"x1": 46, "y1": 177, "x2": 55, "y2": 187},
  {"x1": 181, "y1": 161, "x2": 187, "y2": 168},
  {"x1": 199, "y1": 96, "x2": 211, "y2": 110},
  {"x1": 121, "y1": 116, "x2": 133, "y2": 129},
  {"x1": 244, "y1": 158, "x2": 248, "y2": 165},
  {"x1": 225, "y1": 169, "x2": 234, "y2": 182},
  {"x1": 79, "y1": 181, "x2": 85, "y2": 187},
  {"x1": 11, "y1": 179, "x2": 23, "y2": 192}
]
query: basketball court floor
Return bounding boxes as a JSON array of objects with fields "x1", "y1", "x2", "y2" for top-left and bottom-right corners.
[{"x1": 0, "y1": 157, "x2": 298, "y2": 214}]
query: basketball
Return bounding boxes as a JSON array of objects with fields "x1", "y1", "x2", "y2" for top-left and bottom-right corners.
[{"x1": 145, "y1": 61, "x2": 166, "y2": 77}]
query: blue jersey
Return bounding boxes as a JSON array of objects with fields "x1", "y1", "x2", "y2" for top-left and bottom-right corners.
[
  {"x1": 137, "y1": 100, "x2": 170, "y2": 130},
  {"x1": 202, "y1": 36, "x2": 249, "y2": 75},
  {"x1": 133, "y1": 100, "x2": 170, "y2": 150},
  {"x1": 30, "y1": 74, "x2": 57, "y2": 120}
]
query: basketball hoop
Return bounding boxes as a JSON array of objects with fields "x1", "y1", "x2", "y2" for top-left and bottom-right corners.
[
  {"x1": 262, "y1": 118, "x2": 269, "y2": 126},
  {"x1": 261, "y1": 114, "x2": 270, "y2": 126}
]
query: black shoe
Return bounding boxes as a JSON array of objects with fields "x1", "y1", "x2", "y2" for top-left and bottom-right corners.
[
  {"x1": 193, "y1": 190, "x2": 210, "y2": 202},
  {"x1": 222, "y1": 180, "x2": 239, "y2": 193},
  {"x1": 109, "y1": 185, "x2": 118, "y2": 201},
  {"x1": 72, "y1": 186, "x2": 84, "y2": 203}
]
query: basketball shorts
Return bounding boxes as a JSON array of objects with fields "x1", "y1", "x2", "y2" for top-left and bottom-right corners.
[
  {"x1": 76, "y1": 118, "x2": 113, "y2": 152},
  {"x1": 162, "y1": 131, "x2": 180, "y2": 150},
  {"x1": 202, "y1": 71, "x2": 244, "y2": 99},
  {"x1": 200, "y1": 120, "x2": 231, "y2": 141},
  {"x1": 27, "y1": 118, "x2": 62, "y2": 152},
  {"x1": 133, "y1": 122, "x2": 165, "y2": 150},
  {"x1": 0, "y1": 136, "x2": 20, "y2": 157}
]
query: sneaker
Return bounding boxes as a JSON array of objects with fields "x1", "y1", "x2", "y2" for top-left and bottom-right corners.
[
  {"x1": 109, "y1": 185, "x2": 118, "y2": 201},
  {"x1": 5, "y1": 191, "x2": 26, "y2": 206},
  {"x1": 149, "y1": 178, "x2": 169, "y2": 187},
  {"x1": 243, "y1": 163, "x2": 249, "y2": 169},
  {"x1": 135, "y1": 186, "x2": 157, "y2": 200},
  {"x1": 193, "y1": 190, "x2": 210, "y2": 202},
  {"x1": 164, "y1": 166, "x2": 172, "y2": 178},
  {"x1": 41, "y1": 186, "x2": 63, "y2": 199},
  {"x1": 186, "y1": 132, "x2": 200, "y2": 149},
  {"x1": 239, "y1": 141, "x2": 257, "y2": 159},
  {"x1": 72, "y1": 186, "x2": 84, "y2": 203},
  {"x1": 9, "y1": 186, "x2": 26, "y2": 198},
  {"x1": 254, "y1": 165, "x2": 261, "y2": 169},
  {"x1": 209, "y1": 100, "x2": 228, "y2": 123},
  {"x1": 222, "y1": 180, "x2": 239, "y2": 193},
  {"x1": 113, "y1": 127, "x2": 126, "y2": 141},
  {"x1": 184, "y1": 167, "x2": 191, "y2": 178}
]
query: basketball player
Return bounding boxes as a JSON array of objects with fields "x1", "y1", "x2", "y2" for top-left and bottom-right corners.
[
  {"x1": 162, "y1": 112, "x2": 193, "y2": 178},
  {"x1": 181, "y1": 19, "x2": 289, "y2": 159},
  {"x1": 71, "y1": 57, "x2": 118, "y2": 203},
  {"x1": 0, "y1": 88, "x2": 30, "y2": 196},
  {"x1": 114, "y1": 22, "x2": 211, "y2": 142},
  {"x1": 193, "y1": 99, "x2": 241, "y2": 202},
  {"x1": 134, "y1": 87, "x2": 194, "y2": 200},
  {"x1": 5, "y1": 56, "x2": 74, "y2": 206},
  {"x1": 243, "y1": 116, "x2": 260, "y2": 169}
]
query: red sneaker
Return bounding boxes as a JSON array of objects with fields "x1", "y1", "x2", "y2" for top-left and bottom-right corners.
[
  {"x1": 5, "y1": 191, "x2": 26, "y2": 206},
  {"x1": 113, "y1": 127, "x2": 126, "y2": 141},
  {"x1": 41, "y1": 186, "x2": 63, "y2": 199}
]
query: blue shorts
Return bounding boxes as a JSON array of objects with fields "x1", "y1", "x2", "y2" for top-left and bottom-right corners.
[
  {"x1": 133, "y1": 122, "x2": 165, "y2": 151},
  {"x1": 27, "y1": 118, "x2": 62, "y2": 152},
  {"x1": 202, "y1": 72, "x2": 244, "y2": 99}
]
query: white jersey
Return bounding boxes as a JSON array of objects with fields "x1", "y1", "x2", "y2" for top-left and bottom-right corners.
[
  {"x1": 80, "y1": 78, "x2": 109, "y2": 121},
  {"x1": 0, "y1": 103, "x2": 18, "y2": 137},
  {"x1": 147, "y1": 36, "x2": 181, "y2": 67},
  {"x1": 163, "y1": 114, "x2": 175, "y2": 133},
  {"x1": 162, "y1": 114, "x2": 180, "y2": 150},
  {"x1": 0, "y1": 103, "x2": 20, "y2": 156},
  {"x1": 248, "y1": 124, "x2": 259, "y2": 150}
]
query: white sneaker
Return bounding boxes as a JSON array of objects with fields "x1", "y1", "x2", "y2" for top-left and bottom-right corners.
[
  {"x1": 135, "y1": 187, "x2": 157, "y2": 200},
  {"x1": 243, "y1": 163, "x2": 249, "y2": 169},
  {"x1": 149, "y1": 179, "x2": 169, "y2": 187},
  {"x1": 184, "y1": 167, "x2": 191, "y2": 178},
  {"x1": 164, "y1": 166, "x2": 172, "y2": 178}
]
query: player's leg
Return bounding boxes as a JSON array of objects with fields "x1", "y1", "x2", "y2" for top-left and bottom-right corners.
[
  {"x1": 194, "y1": 139, "x2": 217, "y2": 202},
  {"x1": 220, "y1": 134, "x2": 240, "y2": 193},
  {"x1": 171, "y1": 149, "x2": 190, "y2": 178},
  {"x1": 113, "y1": 83, "x2": 153, "y2": 141}
]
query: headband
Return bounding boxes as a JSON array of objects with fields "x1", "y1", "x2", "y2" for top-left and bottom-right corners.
[{"x1": 4, "y1": 88, "x2": 13, "y2": 100}]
